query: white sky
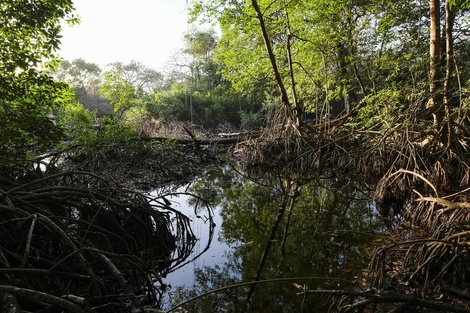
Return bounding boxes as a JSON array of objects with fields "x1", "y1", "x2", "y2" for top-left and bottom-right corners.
[{"x1": 59, "y1": 0, "x2": 192, "y2": 71}]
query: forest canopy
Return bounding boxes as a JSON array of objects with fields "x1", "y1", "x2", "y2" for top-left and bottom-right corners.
[
  {"x1": 190, "y1": 0, "x2": 470, "y2": 128},
  {"x1": 0, "y1": 0, "x2": 79, "y2": 162}
]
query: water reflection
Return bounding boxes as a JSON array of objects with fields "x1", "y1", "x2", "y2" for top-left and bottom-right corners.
[{"x1": 163, "y1": 164, "x2": 386, "y2": 312}]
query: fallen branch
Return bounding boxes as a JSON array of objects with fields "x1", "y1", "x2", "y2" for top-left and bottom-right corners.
[{"x1": 141, "y1": 131, "x2": 261, "y2": 145}]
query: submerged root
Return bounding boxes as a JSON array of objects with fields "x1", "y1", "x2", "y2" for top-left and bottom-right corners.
[
  {"x1": 0, "y1": 165, "x2": 206, "y2": 312},
  {"x1": 231, "y1": 104, "x2": 470, "y2": 312},
  {"x1": 365, "y1": 178, "x2": 470, "y2": 312}
]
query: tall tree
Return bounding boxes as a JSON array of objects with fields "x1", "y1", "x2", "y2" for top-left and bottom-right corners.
[
  {"x1": 191, "y1": 0, "x2": 386, "y2": 124},
  {"x1": 56, "y1": 58, "x2": 102, "y2": 96},
  {"x1": 107, "y1": 60, "x2": 164, "y2": 95},
  {"x1": 182, "y1": 28, "x2": 225, "y2": 93},
  {"x1": 428, "y1": 0, "x2": 444, "y2": 125},
  {"x1": 0, "y1": 0, "x2": 78, "y2": 161},
  {"x1": 426, "y1": 0, "x2": 468, "y2": 132},
  {"x1": 191, "y1": 0, "x2": 469, "y2": 130},
  {"x1": 100, "y1": 68, "x2": 137, "y2": 120},
  {"x1": 55, "y1": 58, "x2": 112, "y2": 116}
]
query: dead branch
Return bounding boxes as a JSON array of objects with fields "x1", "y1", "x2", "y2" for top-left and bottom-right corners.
[
  {"x1": 419, "y1": 196, "x2": 470, "y2": 211},
  {"x1": 141, "y1": 131, "x2": 261, "y2": 145},
  {"x1": 392, "y1": 169, "x2": 439, "y2": 197}
]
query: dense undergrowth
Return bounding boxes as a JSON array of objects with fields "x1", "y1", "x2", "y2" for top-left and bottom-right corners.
[
  {"x1": 0, "y1": 139, "x2": 218, "y2": 313},
  {"x1": 229, "y1": 103, "x2": 470, "y2": 312}
]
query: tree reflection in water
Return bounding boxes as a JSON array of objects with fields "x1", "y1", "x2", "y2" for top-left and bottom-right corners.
[{"x1": 165, "y1": 164, "x2": 386, "y2": 312}]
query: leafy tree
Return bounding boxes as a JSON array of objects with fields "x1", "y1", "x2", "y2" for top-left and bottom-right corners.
[
  {"x1": 107, "y1": 60, "x2": 164, "y2": 95},
  {"x1": 56, "y1": 58, "x2": 102, "y2": 95},
  {"x1": 191, "y1": 0, "x2": 470, "y2": 130},
  {"x1": 100, "y1": 67, "x2": 138, "y2": 120},
  {"x1": 149, "y1": 81, "x2": 257, "y2": 129},
  {"x1": 55, "y1": 100, "x2": 98, "y2": 148},
  {"x1": 151, "y1": 27, "x2": 264, "y2": 129},
  {"x1": 55, "y1": 58, "x2": 112, "y2": 116},
  {"x1": 192, "y1": 0, "x2": 362, "y2": 125},
  {"x1": 183, "y1": 28, "x2": 226, "y2": 93},
  {"x1": 98, "y1": 61, "x2": 167, "y2": 135},
  {"x1": 0, "y1": 0, "x2": 78, "y2": 162},
  {"x1": 148, "y1": 83, "x2": 189, "y2": 122}
]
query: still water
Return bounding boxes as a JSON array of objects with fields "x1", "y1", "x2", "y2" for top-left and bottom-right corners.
[{"x1": 155, "y1": 164, "x2": 385, "y2": 312}]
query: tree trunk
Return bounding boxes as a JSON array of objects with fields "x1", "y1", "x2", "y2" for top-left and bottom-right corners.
[
  {"x1": 444, "y1": 0, "x2": 455, "y2": 104},
  {"x1": 428, "y1": 0, "x2": 444, "y2": 126},
  {"x1": 443, "y1": 0, "x2": 456, "y2": 144},
  {"x1": 251, "y1": 0, "x2": 301, "y2": 127}
]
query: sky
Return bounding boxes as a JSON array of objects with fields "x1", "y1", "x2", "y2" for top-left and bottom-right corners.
[{"x1": 59, "y1": 0, "x2": 193, "y2": 71}]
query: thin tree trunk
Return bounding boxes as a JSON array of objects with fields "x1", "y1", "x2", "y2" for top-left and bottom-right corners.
[
  {"x1": 444, "y1": 0, "x2": 455, "y2": 145},
  {"x1": 282, "y1": 0, "x2": 303, "y2": 125},
  {"x1": 444, "y1": 0, "x2": 455, "y2": 103},
  {"x1": 338, "y1": 43, "x2": 352, "y2": 113},
  {"x1": 251, "y1": 0, "x2": 300, "y2": 127},
  {"x1": 428, "y1": 0, "x2": 444, "y2": 126}
]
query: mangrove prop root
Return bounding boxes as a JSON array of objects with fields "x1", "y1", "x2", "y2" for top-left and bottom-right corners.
[
  {"x1": 0, "y1": 285, "x2": 93, "y2": 313},
  {"x1": 0, "y1": 168, "x2": 201, "y2": 312}
]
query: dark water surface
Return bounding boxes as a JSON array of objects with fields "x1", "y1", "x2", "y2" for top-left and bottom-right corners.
[{"x1": 156, "y1": 164, "x2": 386, "y2": 312}]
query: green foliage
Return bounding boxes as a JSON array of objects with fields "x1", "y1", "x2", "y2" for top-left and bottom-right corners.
[
  {"x1": 449, "y1": 0, "x2": 470, "y2": 9},
  {"x1": 190, "y1": 0, "x2": 440, "y2": 124},
  {"x1": 459, "y1": 78, "x2": 470, "y2": 111},
  {"x1": 183, "y1": 28, "x2": 218, "y2": 60},
  {"x1": 149, "y1": 82, "x2": 249, "y2": 128},
  {"x1": 0, "y1": 0, "x2": 78, "y2": 163},
  {"x1": 55, "y1": 100, "x2": 97, "y2": 147},
  {"x1": 55, "y1": 101, "x2": 139, "y2": 153},
  {"x1": 97, "y1": 115, "x2": 139, "y2": 144},
  {"x1": 349, "y1": 88, "x2": 405, "y2": 129},
  {"x1": 240, "y1": 110, "x2": 263, "y2": 130},
  {"x1": 150, "y1": 84, "x2": 189, "y2": 121},
  {"x1": 213, "y1": 11, "x2": 272, "y2": 96},
  {"x1": 0, "y1": 72, "x2": 73, "y2": 160},
  {"x1": 0, "y1": 0, "x2": 78, "y2": 70},
  {"x1": 100, "y1": 68, "x2": 137, "y2": 120}
]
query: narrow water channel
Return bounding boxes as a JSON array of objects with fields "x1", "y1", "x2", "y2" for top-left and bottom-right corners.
[{"x1": 156, "y1": 164, "x2": 386, "y2": 312}]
